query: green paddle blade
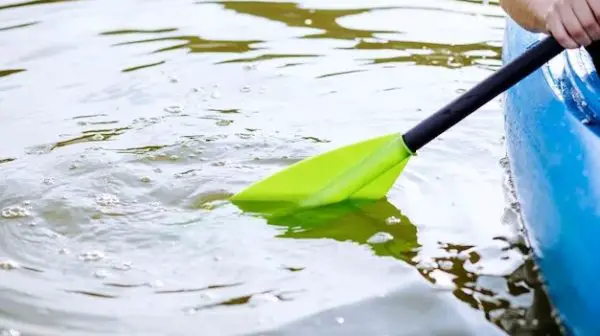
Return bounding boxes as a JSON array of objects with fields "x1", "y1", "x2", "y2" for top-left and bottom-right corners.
[{"x1": 230, "y1": 132, "x2": 415, "y2": 211}]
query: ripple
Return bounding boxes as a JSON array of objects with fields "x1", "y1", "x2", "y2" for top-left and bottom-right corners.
[
  {"x1": 216, "y1": 53, "x2": 321, "y2": 64},
  {"x1": 0, "y1": 158, "x2": 16, "y2": 165},
  {"x1": 0, "y1": 21, "x2": 38, "y2": 32},
  {"x1": 217, "y1": 1, "x2": 396, "y2": 40},
  {"x1": 354, "y1": 40, "x2": 501, "y2": 69},
  {"x1": 121, "y1": 60, "x2": 166, "y2": 73},
  {"x1": 0, "y1": 69, "x2": 26, "y2": 78},
  {"x1": 0, "y1": 0, "x2": 81, "y2": 11},
  {"x1": 107, "y1": 34, "x2": 262, "y2": 55}
]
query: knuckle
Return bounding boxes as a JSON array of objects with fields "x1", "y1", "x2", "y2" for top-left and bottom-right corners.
[
  {"x1": 583, "y1": 19, "x2": 598, "y2": 30},
  {"x1": 557, "y1": 35, "x2": 577, "y2": 48},
  {"x1": 571, "y1": 27, "x2": 587, "y2": 40}
]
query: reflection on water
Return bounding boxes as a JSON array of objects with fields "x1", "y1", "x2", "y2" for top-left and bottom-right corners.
[
  {"x1": 110, "y1": 34, "x2": 261, "y2": 55},
  {"x1": 240, "y1": 197, "x2": 562, "y2": 335},
  {"x1": 354, "y1": 40, "x2": 501, "y2": 69},
  {"x1": 219, "y1": 1, "x2": 395, "y2": 40},
  {"x1": 0, "y1": 69, "x2": 26, "y2": 78},
  {"x1": 0, "y1": 0, "x2": 79, "y2": 11},
  {"x1": 0, "y1": 0, "x2": 564, "y2": 335},
  {"x1": 0, "y1": 21, "x2": 38, "y2": 31}
]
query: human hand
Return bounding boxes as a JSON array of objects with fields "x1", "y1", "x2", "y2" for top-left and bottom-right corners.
[{"x1": 544, "y1": 0, "x2": 600, "y2": 48}]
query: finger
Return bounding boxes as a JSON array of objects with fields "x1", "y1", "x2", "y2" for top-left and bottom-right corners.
[
  {"x1": 573, "y1": 0, "x2": 600, "y2": 40},
  {"x1": 547, "y1": 9, "x2": 579, "y2": 48},
  {"x1": 586, "y1": 0, "x2": 600, "y2": 24},
  {"x1": 559, "y1": 2, "x2": 593, "y2": 46}
]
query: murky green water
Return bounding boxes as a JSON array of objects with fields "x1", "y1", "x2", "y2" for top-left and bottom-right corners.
[{"x1": 0, "y1": 0, "x2": 563, "y2": 335}]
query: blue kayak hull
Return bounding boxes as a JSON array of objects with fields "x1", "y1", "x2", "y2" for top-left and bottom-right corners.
[{"x1": 503, "y1": 19, "x2": 600, "y2": 335}]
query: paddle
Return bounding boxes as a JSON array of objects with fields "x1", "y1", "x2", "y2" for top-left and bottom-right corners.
[{"x1": 230, "y1": 36, "x2": 565, "y2": 213}]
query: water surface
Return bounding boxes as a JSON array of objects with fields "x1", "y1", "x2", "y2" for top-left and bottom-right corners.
[{"x1": 0, "y1": 0, "x2": 562, "y2": 335}]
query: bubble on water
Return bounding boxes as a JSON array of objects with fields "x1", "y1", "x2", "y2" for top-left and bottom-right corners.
[
  {"x1": 456, "y1": 252, "x2": 469, "y2": 261},
  {"x1": 140, "y1": 176, "x2": 152, "y2": 183},
  {"x1": 304, "y1": 19, "x2": 313, "y2": 25},
  {"x1": 248, "y1": 293, "x2": 279, "y2": 307},
  {"x1": 147, "y1": 279, "x2": 164, "y2": 288},
  {"x1": 0, "y1": 260, "x2": 20, "y2": 270},
  {"x1": 335, "y1": 317, "x2": 344, "y2": 324},
  {"x1": 1, "y1": 206, "x2": 30, "y2": 219},
  {"x1": 244, "y1": 64, "x2": 257, "y2": 71},
  {"x1": 95, "y1": 193, "x2": 119, "y2": 206},
  {"x1": 438, "y1": 260, "x2": 453, "y2": 271},
  {"x1": 94, "y1": 269, "x2": 111, "y2": 279},
  {"x1": 59, "y1": 248, "x2": 70, "y2": 255},
  {"x1": 199, "y1": 292, "x2": 214, "y2": 301},
  {"x1": 188, "y1": 154, "x2": 196, "y2": 158},
  {"x1": 112, "y1": 261, "x2": 132, "y2": 271},
  {"x1": 385, "y1": 216, "x2": 402, "y2": 225},
  {"x1": 22, "y1": 200, "x2": 31, "y2": 206},
  {"x1": 92, "y1": 134, "x2": 104, "y2": 141},
  {"x1": 415, "y1": 257, "x2": 437, "y2": 270},
  {"x1": 240, "y1": 86, "x2": 251, "y2": 93},
  {"x1": 367, "y1": 232, "x2": 393, "y2": 244},
  {"x1": 42, "y1": 176, "x2": 55, "y2": 185},
  {"x1": 431, "y1": 270, "x2": 455, "y2": 290},
  {"x1": 169, "y1": 155, "x2": 179, "y2": 161},
  {"x1": 0, "y1": 329, "x2": 21, "y2": 336},
  {"x1": 164, "y1": 105, "x2": 183, "y2": 114},
  {"x1": 79, "y1": 250, "x2": 105, "y2": 262}
]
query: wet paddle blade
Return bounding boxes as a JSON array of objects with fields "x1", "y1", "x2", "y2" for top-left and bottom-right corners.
[{"x1": 230, "y1": 133, "x2": 414, "y2": 210}]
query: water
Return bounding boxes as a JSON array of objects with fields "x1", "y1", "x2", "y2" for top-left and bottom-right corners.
[{"x1": 0, "y1": 0, "x2": 562, "y2": 335}]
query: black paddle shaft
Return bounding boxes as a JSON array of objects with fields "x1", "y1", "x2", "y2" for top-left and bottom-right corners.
[{"x1": 402, "y1": 36, "x2": 565, "y2": 153}]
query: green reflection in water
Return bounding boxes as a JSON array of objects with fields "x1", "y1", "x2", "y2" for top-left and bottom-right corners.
[
  {"x1": 0, "y1": 69, "x2": 26, "y2": 78},
  {"x1": 233, "y1": 197, "x2": 561, "y2": 335},
  {"x1": 50, "y1": 127, "x2": 130, "y2": 151},
  {"x1": 216, "y1": 1, "x2": 395, "y2": 40},
  {"x1": 352, "y1": 40, "x2": 502, "y2": 68},
  {"x1": 0, "y1": 0, "x2": 79, "y2": 11},
  {"x1": 217, "y1": 53, "x2": 321, "y2": 64},
  {"x1": 0, "y1": 158, "x2": 16, "y2": 165},
  {"x1": 266, "y1": 199, "x2": 419, "y2": 264},
  {"x1": 109, "y1": 34, "x2": 261, "y2": 54},
  {"x1": 0, "y1": 21, "x2": 38, "y2": 32},
  {"x1": 213, "y1": 1, "x2": 502, "y2": 69},
  {"x1": 121, "y1": 60, "x2": 166, "y2": 73},
  {"x1": 100, "y1": 28, "x2": 179, "y2": 35}
]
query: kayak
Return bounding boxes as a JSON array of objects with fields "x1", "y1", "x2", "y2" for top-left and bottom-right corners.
[{"x1": 502, "y1": 18, "x2": 600, "y2": 335}]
